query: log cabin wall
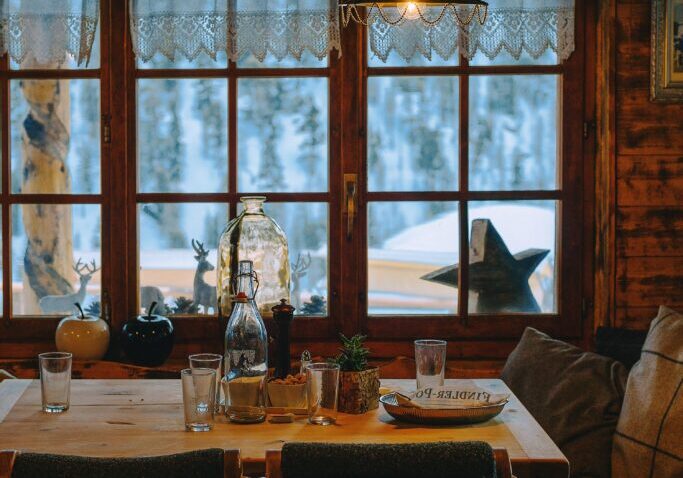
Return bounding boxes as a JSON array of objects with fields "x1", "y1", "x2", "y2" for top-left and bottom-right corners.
[{"x1": 613, "y1": 0, "x2": 683, "y2": 329}]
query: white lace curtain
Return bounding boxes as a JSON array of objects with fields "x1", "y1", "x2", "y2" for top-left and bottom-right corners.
[
  {"x1": 0, "y1": 0, "x2": 100, "y2": 67},
  {"x1": 130, "y1": 0, "x2": 341, "y2": 64},
  {"x1": 368, "y1": 0, "x2": 575, "y2": 63}
]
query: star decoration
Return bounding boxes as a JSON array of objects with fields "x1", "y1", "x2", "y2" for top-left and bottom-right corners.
[{"x1": 422, "y1": 219, "x2": 549, "y2": 313}]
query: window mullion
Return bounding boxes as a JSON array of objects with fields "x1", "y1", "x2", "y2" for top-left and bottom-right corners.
[
  {"x1": 338, "y1": 21, "x2": 365, "y2": 337},
  {"x1": 1, "y1": 53, "x2": 10, "y2": 323},
  {"x1": 458, "y1": 69, "x2": 470, "y2": 322}
]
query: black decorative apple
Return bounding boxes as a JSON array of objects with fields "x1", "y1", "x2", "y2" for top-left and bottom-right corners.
[{"x1": 121, "y1": 302, "x2": 174, "y2": 367}]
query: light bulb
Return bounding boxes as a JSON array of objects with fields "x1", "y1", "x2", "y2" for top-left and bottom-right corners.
[{"x1": 401, "y1": 2, "x2": 422, "y2": 21}]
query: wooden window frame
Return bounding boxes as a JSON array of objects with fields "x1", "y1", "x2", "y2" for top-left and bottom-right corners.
[
  {"x1": 0, "y1": 0, "x2": 113, "y2": 356},
  {"x1": 343, "y1": 0, "x2": 592, "y2": 346},
  {"x1": 0, "y1": 0, "x2": 595, "y2": 360}
]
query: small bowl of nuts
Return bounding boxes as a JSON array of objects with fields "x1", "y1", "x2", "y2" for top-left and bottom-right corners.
[{"x1": 267, "y1": 374, "x2": 307, "y2": 408}]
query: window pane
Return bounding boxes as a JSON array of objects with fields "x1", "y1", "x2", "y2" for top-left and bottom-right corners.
[
  {"x1": 470, "y1": 48, "x2": 558, "y2": 67},
  {"x1": 237, "y1": 201, "x2": 329, "y2": 316},
  {"x1": 137, "y1": 51, "x2": 229, "y2": 69},
  {"x1": 238, "y1": 78, "x2": 328, "y2": 193},
  {"x1": 11, "y1": 80, "x2": 101, "y2": 194},
  {"x1": 12, "y1": 204, "x2": 101, "y2": 316},
  {"x1": 368, "y1": 202, "x2": 459, "y2": 315},
  {"x1": 10, "y1": 17, "x2": 100, "y2": 70},
  {"x1": 137, "y1": 79, "x2": 228, "y2": 193},
  {"x1": 139, "y1": 203, "x2": 228, "y2": 315},
  {"x1": 237, "y1": 51, "x2": 327, "y2": 68},
  {"x1": 368, "y1": 76, "x2": 458, "y2": 192},
  {"x1": 467, "y1": 201, "x2": 557, "y2": 314},
  {"x1": 469, "y1": 75, "x2": 559, "y2": 191}
]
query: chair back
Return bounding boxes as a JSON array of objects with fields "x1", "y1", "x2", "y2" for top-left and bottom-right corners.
[
  {"x1": 0, "y1": 451, "x2": 17, "y2": 478},
  {"x1": 0, "y1": 449, "x2": 240, "y2": 478},
  {"x1": 265, "y1": 443, "x2": 513, "y2": 478}
]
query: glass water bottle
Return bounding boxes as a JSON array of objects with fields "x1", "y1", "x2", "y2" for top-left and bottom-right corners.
[
  {"x1": 224, "y1": 260, "x2": 268, "y2": 423},
  {"x1": 217, "y1": 196, "x2": 290, "y2": 318}
]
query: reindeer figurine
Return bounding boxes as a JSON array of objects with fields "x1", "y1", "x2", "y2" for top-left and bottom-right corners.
[
  {"x1": 39, "y1": 259, "x2": 100, "y2": 315},
  {"x1": 191, "y1": 239, "x2": 217, "y2": 314},
  {"x1": 290, "y1": 252, "x2": 311, "y2": 310}
]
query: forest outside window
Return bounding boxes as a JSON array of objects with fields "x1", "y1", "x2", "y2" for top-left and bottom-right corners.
[
  {"x1": 134, "y1": 53, "x2": 332, "y2": 319},
  {"x1": 366, "y1": 62, "x2": 561, "y2": 318}
]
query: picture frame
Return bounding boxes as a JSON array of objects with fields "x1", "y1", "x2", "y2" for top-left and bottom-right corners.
[{"x1": 651, "y1": 0, "x2": 683, "y2": 102}]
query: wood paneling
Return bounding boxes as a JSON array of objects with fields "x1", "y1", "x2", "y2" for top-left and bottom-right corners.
[
  {"x1": 616, "y1": 207, "x2": 683, "y2": 257},
  {"x1": 616, "y1": 257, "x2": 683, "y2": 307},
  {"x1": 612, "y1": 0, "x2": 683, "y2": 330}
]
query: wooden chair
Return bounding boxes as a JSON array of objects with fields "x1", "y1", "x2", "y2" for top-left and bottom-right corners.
[
  {"x1": 0, "y1": 449, "x2": 241, "y2": 478},
  {"x1": 264, "y1": 445, "x2": 513, "y2": 478}
]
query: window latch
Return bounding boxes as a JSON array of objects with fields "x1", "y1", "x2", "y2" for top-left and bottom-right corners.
[
  {"x1": 344, "y1": 174, "x2": 357, "y2": 240},
  {"x1": 102, "y1": 114, "x2": 112, "y2": 144}
]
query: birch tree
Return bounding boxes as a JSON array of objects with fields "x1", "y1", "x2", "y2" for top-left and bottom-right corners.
[{"x1": 20, "y1": 78, "x2": 74, "y2": 314}]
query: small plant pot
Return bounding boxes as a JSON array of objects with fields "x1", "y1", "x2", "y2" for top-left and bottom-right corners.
[{"x1": 338, "y1": 367, "x2": 380, "y2": 414}]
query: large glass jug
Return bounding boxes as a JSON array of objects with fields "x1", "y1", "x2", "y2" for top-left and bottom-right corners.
[{"x1": 217, "y1": 196, "x2": 290, "y2": 317}]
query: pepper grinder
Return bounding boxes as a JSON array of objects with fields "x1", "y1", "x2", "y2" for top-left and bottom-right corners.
[{"x1": 271, "y1": 298, "x2": 295, "y2": 379}]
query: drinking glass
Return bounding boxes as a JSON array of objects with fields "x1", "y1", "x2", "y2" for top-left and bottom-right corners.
[
  {"x1": 181, "y1": 368, "x2": 216, "y2": 432},
  {"x1": 306, "y1": 363, "x2": 340, "y2": 425},
  {"x1": 414, "y1": 339, "x2": 447, "y2": 389},
  {"x1": 189, "y1": 353, "x2": 223, "y2": 411},
  {"x1": 39, "y1": 352, "x2": 72, "y2": 413}
]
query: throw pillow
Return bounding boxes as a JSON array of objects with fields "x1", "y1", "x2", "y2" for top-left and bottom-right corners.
[
  {"x1": 612, "y1": 306, "x2": 682, "y2": 478},
  {"x1": 501, "y1": 327, "x2": 628, "y2": 478}
]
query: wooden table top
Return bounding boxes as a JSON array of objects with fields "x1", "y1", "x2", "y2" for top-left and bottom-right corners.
[{"x1": 0, "y1": 379, "x2": 568, "y2": 478}]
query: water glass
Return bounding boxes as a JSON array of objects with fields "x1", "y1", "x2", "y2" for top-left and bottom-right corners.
[
  {"x1": 39, "y1": 352, "x2": 72, "y2": 413},
  {"x1": 181, "y1": 368, "x2": 216, "y2": 432},
  {"x1": 188, "y1": 353, "x2": 223, "y2": 411},
  {"x1": 414, "y1": 339, "x2": 447, "y2": 389},
  {"x1": 306, "y1": 363, "x2": 340, "y2": 425}
]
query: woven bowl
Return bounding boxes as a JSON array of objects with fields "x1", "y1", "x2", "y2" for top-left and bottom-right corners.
[{"x1": 379, "y1": 393, "x2": 507, "y2": 425}]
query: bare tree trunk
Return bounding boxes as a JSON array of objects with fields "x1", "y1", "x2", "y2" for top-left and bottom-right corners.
[{"x1": 20, "y1": 78, "x2": 73, "y2": 314}]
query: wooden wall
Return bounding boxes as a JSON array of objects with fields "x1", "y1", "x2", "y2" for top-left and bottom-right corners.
[{"x1": 614, "y1": 0, "x2": 683, "y2": 329}]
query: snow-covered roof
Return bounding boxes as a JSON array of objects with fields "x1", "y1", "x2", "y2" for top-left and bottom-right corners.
[{"x1": 384, "y1": 204, "x2": 556, "y2": 259}]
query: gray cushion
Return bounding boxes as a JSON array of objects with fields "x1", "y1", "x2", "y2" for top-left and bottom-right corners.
[
  {"x1": 612, "y1": 306, "x2": 683, "y2": 478},
  {"x1": 11, "y1": 449, "x2": 224, "y2": 478},
  {"x1": 501, "y1": 327, "x2": 628, "y2": 478},
  {"x1": 281, "y1": 441, "x2": 495, "y2": 478}
]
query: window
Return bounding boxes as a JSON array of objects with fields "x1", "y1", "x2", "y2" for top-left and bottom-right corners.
[
  {"x1": 354, "y1": 7, "x2": 588, "y2": 342},
  {"x1": 0, "y1": 17, "x2": 106, "y2": 326},
  {"x1": 0, "y1": 2, "x2": 590, "y2": 357},
  {"x1": 130, "y1": 42, "x2": 340, "y2": 343}
]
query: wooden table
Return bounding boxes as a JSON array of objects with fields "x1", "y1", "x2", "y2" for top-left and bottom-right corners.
[{"x1": 0, "y1": 379, "x2": 568, "y2": 478}]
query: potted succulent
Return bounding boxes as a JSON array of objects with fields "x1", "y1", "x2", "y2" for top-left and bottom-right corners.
[{"x1": 330, "y1": 334, "x2": 380, "y2": 414}]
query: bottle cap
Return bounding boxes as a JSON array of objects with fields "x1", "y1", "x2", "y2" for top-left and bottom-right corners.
[
  {"x1": 233, "y1": 292, "x2": 248, "y2": 303},
  {"x1": 271, "y1": 298, "x2": 295, "y2": 315}
]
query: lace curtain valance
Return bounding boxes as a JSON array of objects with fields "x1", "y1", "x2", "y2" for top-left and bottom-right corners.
[
  {"x1": 0, "y1": 0, "x2": 99, "y2": 67},
  {"x1": 130, "y1": 0, "x2": 341, "y2": 64},
  {"x1": 368, "y1": 0, "x2": 575, "y2": 63}
]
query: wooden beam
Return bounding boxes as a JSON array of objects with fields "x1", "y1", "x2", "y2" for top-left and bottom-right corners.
[{"x1": 594, "y1": 0, "x2": 618, "y2": 330}]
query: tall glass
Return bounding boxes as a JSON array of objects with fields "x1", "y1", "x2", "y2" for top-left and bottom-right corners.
[
  {"x1": 189, "y1": 353, "x2": 223, "y2": 411},
  {"x1": 414, "y1": 339, "x2": 447, "y2": 389},
  {"x1": 181, "y1": 368, "x2": 216, "y2": 432},
  {"x1": 306, "y1": 363, "x2": 340, "y2": 425},
  {"x1": 39, "y1": 352, "x2": 72, "y2": 413}
]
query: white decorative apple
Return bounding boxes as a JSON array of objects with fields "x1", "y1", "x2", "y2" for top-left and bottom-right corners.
[{"x1": 55, "y1": 303, "x2": 110, "y2": 361}]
